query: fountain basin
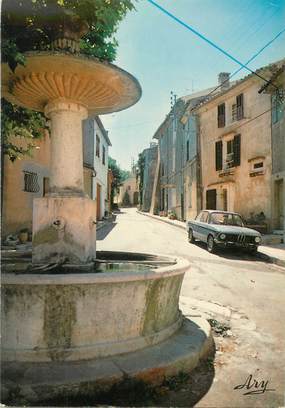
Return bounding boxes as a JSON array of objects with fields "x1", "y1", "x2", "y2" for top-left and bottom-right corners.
[{"x1": 2, "y1": 251, "x2": 189, "y2": 363}]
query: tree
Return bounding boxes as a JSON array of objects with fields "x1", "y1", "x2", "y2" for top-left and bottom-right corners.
[
  {"x1": 108, "y1": 157, "x2": 130, "y2": 208},
  {"x1": 1, "y1": 0, "x2": 136, "y2": 161},
  {"x1": 122, "y1": 191, "x2": 131, "y2": 206}
]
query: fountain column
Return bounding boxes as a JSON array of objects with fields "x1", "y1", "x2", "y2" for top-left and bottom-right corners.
[
  {"x1": 46, "y1": 99, "x2": 87, "y2": 196},
  {"x1": 32, "y1": 99, "x2": 96, "y2": 265}
]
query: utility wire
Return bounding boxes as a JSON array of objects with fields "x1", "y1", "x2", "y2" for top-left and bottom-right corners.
[
  {"x1": 195, "y1": 27, "x2": 285, "y2": 106},
  {"x1": 146, "y1": 0, "x2": 281, "y2": 89}
]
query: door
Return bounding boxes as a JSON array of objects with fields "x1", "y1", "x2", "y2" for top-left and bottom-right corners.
[
  {"x1": 96, "y1": 183, "x2": 101, "y2": 220},
  {"x1": 206, "y1": 189, "x2": 217, "y2": 210},
  {"x1": 133, "y1": 191, "x2": 139, "y2": 205}
]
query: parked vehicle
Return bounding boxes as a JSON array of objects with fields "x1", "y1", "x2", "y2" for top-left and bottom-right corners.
[{"x1": 187, "y1": 210, "x2": 262, "y2": 254}]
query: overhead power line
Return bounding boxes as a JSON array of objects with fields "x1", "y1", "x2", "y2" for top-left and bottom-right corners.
[
  {"x1": 146, "y1": 0, "x2": 282, "y2": 89},
  {"x1": 199, "y1": 28, "x2": 285, "y2": 104}
]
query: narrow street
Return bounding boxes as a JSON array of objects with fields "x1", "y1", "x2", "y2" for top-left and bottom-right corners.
[{"x1": 97, "y1": 208, "x2": 285, "y2": 407}]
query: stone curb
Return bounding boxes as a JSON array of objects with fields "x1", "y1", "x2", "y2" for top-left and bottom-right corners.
[
  {"x1": 137, "y1": 211, "x2": 285, "y2": 269},
  {"x1": 2, "y1": 317, "x2": 212, "y2": 405},
  {"x1": 137, "y1": 210, "x2": 186, "y2": 231}
]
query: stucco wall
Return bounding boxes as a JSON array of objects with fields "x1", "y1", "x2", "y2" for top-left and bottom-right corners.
[
  {"x1": 118, "y1": 177, "x2": 138, "y2": 205},
  {"x1": 92, "y1": 120, "x2": 109, "y2": 219},
  {"x1": 2, "y1": 132, "x2": 51, "y2": 236},
  {"x1": 199, "y1": 78, "x2": 272, "y2": 226},
  {"x1": 142, "y1": 145, "x2": 158, "y2": 212}
]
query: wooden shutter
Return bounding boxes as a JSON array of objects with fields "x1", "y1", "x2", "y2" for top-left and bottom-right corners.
[
  {"x1": 236, "y1": 94, "x2": 244, "y2": 120},
  {"x1": 215, "y1": 140, "x2": 223, "y2": 170},
  {"x1": 217, "y1": 103, "x2": 225, "y2": 127},
  {"x1": 233, "y1": 134, "x2": 241, "y2": 166}
]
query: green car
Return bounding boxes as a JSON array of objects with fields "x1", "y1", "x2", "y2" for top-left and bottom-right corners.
[{"x1": 187, "y1": 210, "x2": 262, "y2": 254}]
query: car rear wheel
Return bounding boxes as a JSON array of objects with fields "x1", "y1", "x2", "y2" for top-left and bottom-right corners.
[
  {"x1": 207, "y1": 235, "x2": 216, "y2": 253},
  {"x1": 188, "y1": 229, "x2": 195, "y2": 244}
]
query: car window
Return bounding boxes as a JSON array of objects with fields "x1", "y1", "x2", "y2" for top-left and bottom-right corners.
[
  {"x1": 210, "y1": 212, "x2": 244, "y2": 226},
  {"x1": 195, "y1": 212, "x2": 203, "y2": 221},
  {"x1": 200, "y1": 212, "x2": 209, "y2": 223}
]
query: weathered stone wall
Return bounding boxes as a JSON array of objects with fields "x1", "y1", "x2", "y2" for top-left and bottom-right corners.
[
  {"x1": 2, "y1": 257, "x2": 188, "y2": 362},
  {"x1": 142, "y1": 145, "x2": 158, "y2": 212}
]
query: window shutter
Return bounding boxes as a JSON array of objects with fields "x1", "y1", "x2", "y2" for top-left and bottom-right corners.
[
  {"x1": 233, "y1": 134, "x2": 241, "y2": 166},
  {"x1": 215, "y1": 141, "x2": 223, "y2": 170},
  {"x1": 217, "y1": 103, "x2": 225, "y2": 127},
  {"x1": 236, "y1": 94, "x2": 244, "y2": 120}
]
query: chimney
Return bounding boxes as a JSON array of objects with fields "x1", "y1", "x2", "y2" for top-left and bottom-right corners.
[{"x1": 218, "y1": 72, "x2": 230, "y2": 91}]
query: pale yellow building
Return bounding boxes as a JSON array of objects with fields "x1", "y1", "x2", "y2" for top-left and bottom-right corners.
[
  {"x1": 2, "y1": 131, "x2": 51, "y2": 237},
  {"x1": 196, "y1": 61, "x2": 284, "y2": 231},
  {"x1": 118, "y1": 176, "x2": 139, "y2": 206}
]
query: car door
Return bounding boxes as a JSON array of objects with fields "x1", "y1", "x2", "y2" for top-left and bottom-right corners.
[
  {"x1": 190, "y1": 212, "x2": 203, "y2": 239},
  {"x1": 199, "y1": 211, "x2": 210, "y2": 242},
  {"x1": 194, "y1": 211, "x2": 209, "y2": 241}
]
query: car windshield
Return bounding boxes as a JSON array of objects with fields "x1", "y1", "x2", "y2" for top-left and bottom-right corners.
[{"x1": 210, "y1": 212, "x2": 244, "y2": 227}]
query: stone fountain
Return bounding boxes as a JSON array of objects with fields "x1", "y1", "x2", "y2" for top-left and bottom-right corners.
[{"x1": 1, "y1": 8, "x2": 212, "y2": 405}]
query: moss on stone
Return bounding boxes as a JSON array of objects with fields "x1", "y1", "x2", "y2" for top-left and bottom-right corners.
[
  {"x1": 33, "y1": 226, "x2": 59, "y2": 247},
  {"x1": 43, "y1": 286, "x2": 81, "y2": 361},
  {"x1": 142, "y1": 275, "x2": 183, "y2": 336}
]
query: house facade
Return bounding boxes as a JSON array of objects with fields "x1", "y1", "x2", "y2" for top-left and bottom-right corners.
[
  {"x1": 151, "y1": 85, "x2": 221, "y2": 220},
  {"x1": 2, "y1": 131, "x2": 51, "y2": 237},
  {"x1": 196, "y1": 62, "x2": 284, "y2": 231},
  {"x1": 83, "y1": 116, "x2": 111, "y2": 220},
  {"x1": 118, "y1": 169, "x2": 139, "y2": 206},
  {"x1": 2, "y1": 116, "x2": 111, "y2": 238},
  {"x1": 259, "y1": 65, "x2": 285, "y2": 233}
]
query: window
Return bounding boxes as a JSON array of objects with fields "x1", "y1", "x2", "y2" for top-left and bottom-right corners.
[
  {"x1": 217, "y1": 103, "x2": 225, "y2": 127},
  {"x1": 200, "y1": 211, "x2": 209, "y2": 223},
  {"x1": 102, "y1": 145, "x2": 106, "y2": 165},
  {"x1": 254, "y1": 162, "x2": 263, "y2": 169},
  {"x1": 226, "y1": 140, "x2": 234, "y2": 168},
  {"x1": 23, "y1": 171, "x2": 40, "y2": 193},
  {"x1": 210, "y1": 212, "x2": 243, "y2": 227},
  {"x1": 215, "y1": 140, "x2": 223, "y2": 170},
  {"x1": 186, "y1": 140, "x2": 190, "y2": 161},
  {"x1": 231, "y1": 94, "x2": 244, "y2": 122},
  {"x1": 96, "y1": 134, "x2": 100, "y2": 157},
  {"x1": 236, "y1": 94, "x2": 244, "y2": 120},
  {"x1": 216, "y1": 134, "x2": 241, "y2": 172},
  {"x1": 232, "y1": 103, "x2": 237, "y2": 121}
]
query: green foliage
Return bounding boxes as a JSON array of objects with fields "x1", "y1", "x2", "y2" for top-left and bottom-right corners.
[
  {"x1": 1, "y1": 0, "x2": 136, "y2": 66},
  {"x1": 1, "y1": 99, "x2": 47, "y2": 161},
  {"x1": 122, "y1": 190, "x2": 131, "y2": 206},
  {"x1": 108, "y1": 157, "x2": 130, "y2": 207},
  {"x1": 1, "y1": 0, "x2": 136, "y2": 161}
]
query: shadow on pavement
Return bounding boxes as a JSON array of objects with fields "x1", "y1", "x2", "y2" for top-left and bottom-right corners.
[
  {"x1": 96, "y1": 222, "x2": 117, "y2": 240},
  {"x1": 193, "y1": 241, "x2": 266, "y2": 263}
]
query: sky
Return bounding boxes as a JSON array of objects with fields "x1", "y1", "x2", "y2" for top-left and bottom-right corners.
[{"x1": 101, "y1": 0, "x2": 285, "y2": 170}]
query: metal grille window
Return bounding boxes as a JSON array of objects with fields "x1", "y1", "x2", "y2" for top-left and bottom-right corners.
[{"x1": 23, "y1": 171, "x2": 40, "y2": 193}]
